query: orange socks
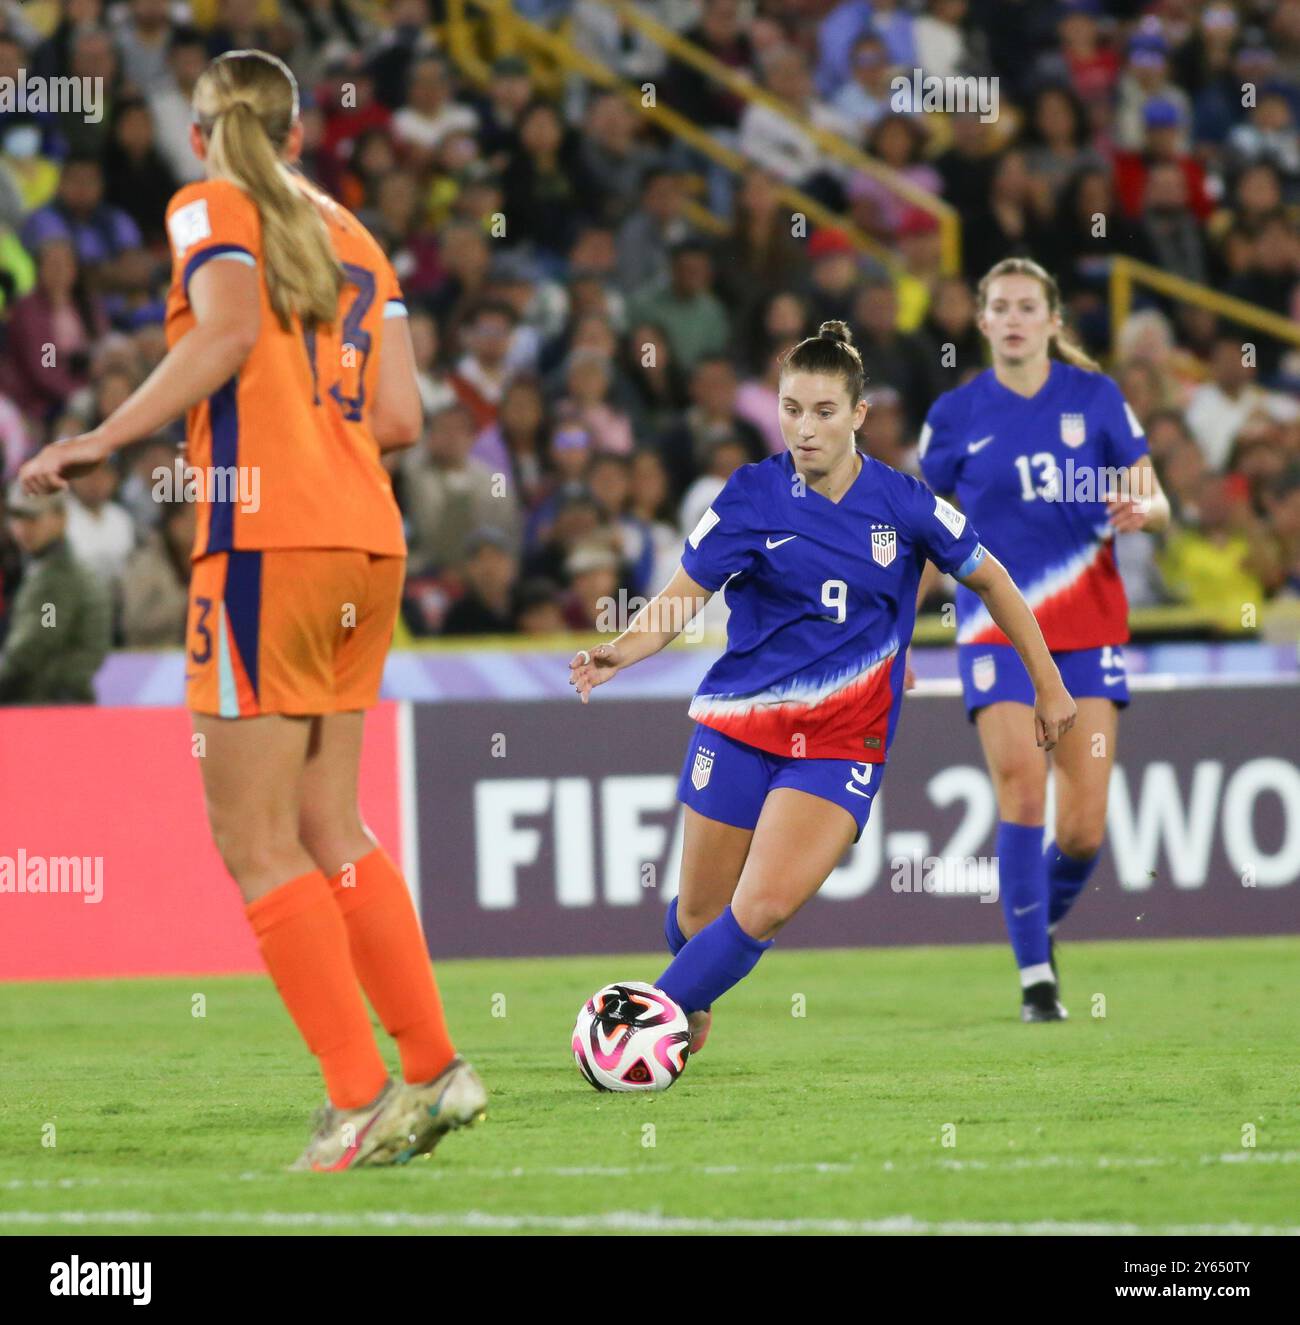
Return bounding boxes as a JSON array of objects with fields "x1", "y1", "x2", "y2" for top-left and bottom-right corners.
[
  {"x1": 245, "y1": 871, "x2": 389, "y2": 1110},
  {"x1": 328, "y1": 848, "x2": 456, "y2": 1085}
]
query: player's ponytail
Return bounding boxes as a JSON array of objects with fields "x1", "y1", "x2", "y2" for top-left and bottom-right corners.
[
  {"x1": 193, "y1": 50, "x2": 342, "y2": 331},
  {"x1": 976, "y1": 257, "x2": 1103, "y2": 373},
  {"x1": 781, "y1": 319, "x2": 867, "y2": 403}
]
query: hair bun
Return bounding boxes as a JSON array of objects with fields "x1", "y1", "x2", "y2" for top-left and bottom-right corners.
[{"x1": 818, "y1": 320, "x2": 853, "y2": 347}]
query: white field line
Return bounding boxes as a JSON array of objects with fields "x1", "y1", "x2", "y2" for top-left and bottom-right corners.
[
  {"x1": 3, "y1": 1150, "x2": 1296, "y2": 1192},
  {"x1": 0, "y1": 1210, "x2": 1296, "y2": 1235}
]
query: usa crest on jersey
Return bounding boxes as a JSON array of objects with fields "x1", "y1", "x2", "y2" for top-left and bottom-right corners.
[
  {"x1": 691, "y1": 749, "x2": 714, "y2": 790},
  {"x1": 870, "y1": 524, "x2": 897, "y2": 568},
  {"x1": 972, "y1": 654, "x2": 996, "y2": 692},
  {"x1": 1060, "y1": 413, "x2": 1086, "y2": 448}
]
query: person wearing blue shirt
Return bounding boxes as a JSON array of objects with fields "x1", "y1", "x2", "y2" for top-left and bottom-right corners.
[
  {"x1": 570, "y1": 321, "x2": 1077, "y2": 1050},
  {"x1": 919, "y1": 257, "x2": 1171, "y2": 1021}
]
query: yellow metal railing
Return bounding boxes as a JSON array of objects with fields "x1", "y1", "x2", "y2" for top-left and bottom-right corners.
[
  {"x1": 446, "y1": 0, "x2": 910, "y2": 274},
  {"x1": 1110, "y1": 257, "x2": 1300, "y2": 354},
  {"x1": 604, "y1": 0, "x2": 960, "y2": 275}
]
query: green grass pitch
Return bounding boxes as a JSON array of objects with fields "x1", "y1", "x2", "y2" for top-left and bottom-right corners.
[{"x1": 2, "y1": 937, "x2": 1297, "y2": 1236}]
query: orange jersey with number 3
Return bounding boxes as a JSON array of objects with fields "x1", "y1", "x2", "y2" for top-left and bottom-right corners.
[{"x1": 164, "y1": 175, "x2": 406, "y2": 558}]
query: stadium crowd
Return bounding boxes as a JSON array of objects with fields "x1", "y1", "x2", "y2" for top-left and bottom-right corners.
[{"x1": 1, "y1": 0, "x2": 1299, "y2": 702}]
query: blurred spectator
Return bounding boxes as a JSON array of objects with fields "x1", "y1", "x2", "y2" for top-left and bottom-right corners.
[
  {"x1": 562, "y1": 537, "x2": 622, "y2": 631},
  {"x1": 658, "y1": 356, "x2": 766, "y2": 500},
  {"x1": 391, "y1": 54, "x2": 480, "y2": 169},
  {"x1": 113, "y1": 0, "x2": 176, "y2": 94},
  {"x1": 500, "y1": 100, "x2": 595, "y2": 259},
  {"x1": 1023, "y1": 85, "x2": 1106, "y2": 211},
  {"x1": 734, "y1": 337, "x2": 793, "y2": 455},
  {"x1": 848, "y1": 114, "x2": 940, "y2": 240},
  {"x1": 1186, "y1": 336, "x2": 1298, "y2": 471},
  {"x1": 441, "y1": 527, "x2": 519, "y2": 636},
  {"x1": 0, "y1": 237, "x2": 107, "y2": 421},
  {"x1": 722, "y1": 169, "x2": 810, "y2": 314},
  {"x1": 57, "y1": 27, "x2": 124, "y2": 158},
  {"x1": 629, "y1": 240, "x2": 730, "y2": 374},
  {"x1": 628, "y1": 447, "x2": 683, "y2": 592},
  {"x1": 621, "y1": 321, "x2": 689, "y2": 437},
  {"x1": 147, "y1": 25, "x2": 209, "y2": 187},
  {"x1": 513, "y1": 575, "x2": 567, "y2": 634},
  {"x1": 0, "y1": 392, "x2": 31, "y2": 480},
  {"x1": 449, "y1": 300, "x2": 520, "y2": 429},
  {"x1": 580, "y1": 92, "x2": 663, "y2": 227},
  {"x1": 20, "y1": 157, "x2": 144, "y2": 292},
  {"x1": 919, "y1": 274, "x2": 984, "y2": 391},
  {"x1": 472, "y1": 375, "x2": 549, "y2": 508},
  {"x1": 102, "y1": 98, "x2": 180, "y2": 249},
  {"x1": 1135, "y1": 160, "x2": 1207, "y2": 286},
  {"x1": 1113, "y1": 98, "x2": 1212, "y2": 223},
  {"x1": 398, "y1": 402, "x2": 520, "y2": 575},
  {"x1": 0, "y1": 483, "x2": 111, "y2": 704},
  {"x1": 65, "y1": 460, "x2": 135, "y2": 590},
  {"x1": 914, "y1": 0, "x2": 971, "y2": 81},
  {"x1": 120, "y1": 498, "x2": 194, "y2": 646},
  {"x1": 663, "y1": 0, "x2": 753, "y2": 131},
  {"x1": 282, "y1": 0, "x2": 376, "y2": 93},
  {"x1": 961, "y1": 149, "x2": 1051, "y2": 282},
  {"x1": 1157, "y1": 472, "x2": 1280, "y2": 628},
  {"x1": 616, "y1": 168, "x2": 691, "y2": 294},
  {"x1": 473, "y1": 55, "x2": 535, "y2": 169},
  {"x1": 364, "y1": 0, "x2": 438, "y2": 111},
  {"x1": 830, "y1": 34, "x2": 893, "y2": 136},
  {"x1": 801, "y1": 227, "x2": 861, "y2": 327},
  {"x1": 738, "y1": 45, "x2": 855, "y2": 205},
  {"x1": 852, "y1": 278, "x2": 942, "y2": 434},
  {"x1": 1115, "y1": 32, "x2": 1193, "y2": 152}
]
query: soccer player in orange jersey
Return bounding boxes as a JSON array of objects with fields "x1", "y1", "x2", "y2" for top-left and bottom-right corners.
[{"x1": 20, "y1": 50, "x2": 485, "y2": 1170}]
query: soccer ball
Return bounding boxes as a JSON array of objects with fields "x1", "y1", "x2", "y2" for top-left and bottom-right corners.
[{"x1": 572, "y1": 981, "x2": 692, "y2": 1092}]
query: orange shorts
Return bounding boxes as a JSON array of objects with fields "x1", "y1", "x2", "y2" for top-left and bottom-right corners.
[{"x1": 185, "y1": 549, "x2": 405, "y2": 717}]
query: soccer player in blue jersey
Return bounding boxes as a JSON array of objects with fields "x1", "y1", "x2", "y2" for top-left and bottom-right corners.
[
  {"x1": 918, "y1": 258, "x2": 1171, "y2": 1022},
  {"x1": 569, "y1": 321, "x2": 1077, "y2": 1051}
]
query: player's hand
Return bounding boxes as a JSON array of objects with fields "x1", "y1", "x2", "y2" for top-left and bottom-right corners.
[
  {"x1": 1034, "y1": 683, "x2": 1077, "y2": 751},
  {"x1": 569, "y1": 644, "x2": 620, "y2": 703},
  {"x1": 903, "y1": 645, "x2": 916, "y2": 692},
  {"x1": 1106, "y1": 492, "x2": 1153, "y2": 534},
  {"x1": 18, "y1": 430, "x2": 113, "y2": 494}
]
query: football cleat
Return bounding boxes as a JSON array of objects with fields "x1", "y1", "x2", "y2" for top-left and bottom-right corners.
[
  {"x1": 289, "y1": 1077, "x2": 422, "y2": 1172},
  {"x1": 397, "y1": 1056, "x2": 487, "y2": 1161},
  {"x1": 1021, "y1": 980, "x2": 1068, "y2": 1023}
]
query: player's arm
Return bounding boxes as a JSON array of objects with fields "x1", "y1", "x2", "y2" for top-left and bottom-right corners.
[
  {"x1": 371, "y1": 311, "x2": 423, "y2": 451},
  {"x1": 569, "y1": 563, "x2": 713, "y2": 703},
  {"x1": 1107, "y1": 455, "x2": 1171, "y2": 535},
  {"x1": 18, "y1": 260, "x2": 260, "y2": 493},
  {"x1": 958, "y1": 551, "x2": 1077, "y2": 750}
]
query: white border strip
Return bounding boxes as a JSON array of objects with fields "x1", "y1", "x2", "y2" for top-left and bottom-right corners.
[{"x1": 0, "y1": 1210, "x2": 1295, "y2": 1235}]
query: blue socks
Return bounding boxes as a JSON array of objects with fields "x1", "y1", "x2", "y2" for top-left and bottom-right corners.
[
  {"x1": 1046, "y1": 842, "x2": 1099, "y2": 927},
  {"x1": 996, "y1": 822, "x2": 1050, "y2": 976},
  {"x1": 664, "y1": 896, "x2": 688, "y2": 955},
  {"x1": 657, "y1": 905, "x2": 772, "y2": 1014}
]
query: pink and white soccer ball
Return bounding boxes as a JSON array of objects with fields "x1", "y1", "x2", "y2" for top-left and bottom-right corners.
[{"x1": 572, "y1": 981, "x2": 692, "y2": 1092}]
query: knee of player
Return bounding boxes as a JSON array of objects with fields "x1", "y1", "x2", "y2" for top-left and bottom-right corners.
[
  {"x1": 298, "y1": 812, "x2": 367, "y2": 867},
  {"x1": 732, "y1": 893, "x2": 792, "y2": 943},
  {"x1": 209, "y1": 819, "x2": 300, "y2": 881},
  {"x1": 677, "y1": 900, "x2": 724, "y2": 938},
  {"x1": 1054, "y1": 825, "x2": 1104, "y2": 860},
  {"x1": 992, "y1": 769, "x2": 1047, "y2": 823}
]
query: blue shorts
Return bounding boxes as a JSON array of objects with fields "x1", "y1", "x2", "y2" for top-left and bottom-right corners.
[
  {"x1": 958, "y1": 643, "x2": 1131, "y2": 719},
  {"x1": 676, "y1": 723, "x2": 883, "y2": 843}
]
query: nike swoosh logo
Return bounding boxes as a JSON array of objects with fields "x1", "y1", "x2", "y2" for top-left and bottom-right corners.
[
  {"x1": 1012, "y1": 903, "x2": 1040, "y2": 917},
  {"x1": 766, "y1": 535, "x2": 798, "y2": 549},
  {"x1": 844, "y1": 783, "x2": 875, "y2": 799},
  {"x1": 967, "y1": 435, "x2": 995, "y2": 454},
  {"x1": 1104, "y1": 674, "x2": 1126, "y2": 685}
]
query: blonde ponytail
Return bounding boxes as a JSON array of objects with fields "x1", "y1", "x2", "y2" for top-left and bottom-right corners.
[
  {"x1": 976, "y1": 256, "x2": 1102, "y2": 372},
  {"x1": 194, "y1": 50, "x2": 342, "y2": 331}
]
